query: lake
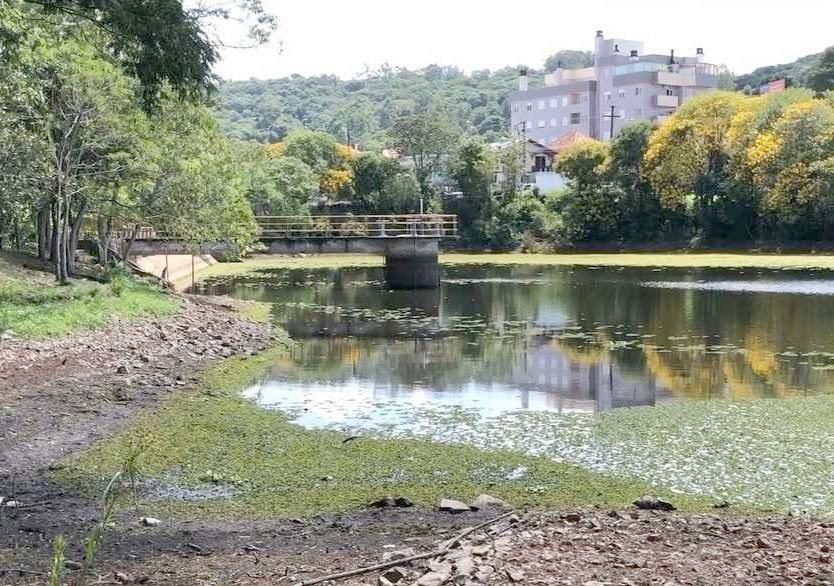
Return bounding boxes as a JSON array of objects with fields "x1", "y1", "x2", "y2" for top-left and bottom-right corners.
[{"x1": 194, "y1": 263, "x2": 834, "y2": 430}]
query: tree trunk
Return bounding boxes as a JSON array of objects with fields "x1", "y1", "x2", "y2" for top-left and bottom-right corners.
[
  {"x1": 121, "y1": 225, "x2": 138, "y2": 262},
  {"x1": 51, "y1": 200, "x2": 63, "y2": 281},
  {"x1": 97, "y1": 216, "x2": 112, "y2": 266},
  {"x1": 67, "y1": 198, "x2": 88, "y2": 275},
  {"x1": 37, "y1": 204, "x2": 52, "y2": 261}
]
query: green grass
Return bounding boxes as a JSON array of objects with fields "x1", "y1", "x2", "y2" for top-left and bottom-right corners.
[
  {"x1": 0, "y1": 257, "x2": 180, "y2": 338},
  {"x1": 188, "y1": 251, "x2": 834, "y2": 286},
  {"x1": 53, "y1": 348, "x2": 715, "y2": 519}
]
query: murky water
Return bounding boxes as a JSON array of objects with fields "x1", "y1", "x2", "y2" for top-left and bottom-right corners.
[
  {"x1": 195, "y1": 263, "x2": 834, "y2": 511},
  {"x1": 195, "y1": 264, "x2": 834, "y2": 422}
]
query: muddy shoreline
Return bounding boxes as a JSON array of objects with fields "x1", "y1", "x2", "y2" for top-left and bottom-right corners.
[{"x1": 2, "y1": 293, "x2": 834, "y2": 585}]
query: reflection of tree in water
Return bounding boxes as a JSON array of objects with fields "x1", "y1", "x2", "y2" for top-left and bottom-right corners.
[{"x1": 203, "y1": 264, "x2": 834, "y2": 403}]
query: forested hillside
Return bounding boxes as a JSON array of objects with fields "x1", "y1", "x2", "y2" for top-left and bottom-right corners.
[
  {"x1": 213, "y1": 65, "x2": 524, "y2": 148},
  {"x1": 216, "y1": 48, "x2": 834, "y2": 147},
  {"x1": 734, "y1": 51, "x2": 821, "y2": 91}
]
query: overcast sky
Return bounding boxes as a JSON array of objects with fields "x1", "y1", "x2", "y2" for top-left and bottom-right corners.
[{"x1": 213, "y1": 0, "x2": 833, "y2": 81}]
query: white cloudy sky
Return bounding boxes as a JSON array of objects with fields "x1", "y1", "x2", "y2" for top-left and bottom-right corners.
[{"x1": 213, "y1": 0, "x2": 833, "y2": 81}]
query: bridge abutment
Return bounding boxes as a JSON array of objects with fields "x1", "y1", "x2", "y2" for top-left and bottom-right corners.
[{"x1": 384, "y1": 238, "x2": 440, "y2": 289}]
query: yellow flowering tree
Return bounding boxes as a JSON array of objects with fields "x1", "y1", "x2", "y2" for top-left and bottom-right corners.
[
  {"x1": 644, "y1": 92, "x2": 750, "y2": 233},
  {"x1": 748, "y1": 99, "x2": 834, "y2": 237}
]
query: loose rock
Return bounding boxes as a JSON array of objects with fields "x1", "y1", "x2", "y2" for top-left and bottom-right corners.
[
  {"x1": 470, "y1": 494, "x2": 511, "y2": 510},
  {"x1": 633, "y1": 495, "x2": 676, "y2": 511},
  {"x1": 437, "y1": 499, "x2": 471, "y2": 514}
]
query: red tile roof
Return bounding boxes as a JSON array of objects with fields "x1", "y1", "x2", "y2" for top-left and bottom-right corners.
[{"x1": 547, "y1": 131, "x2": 593, "y2": 153}]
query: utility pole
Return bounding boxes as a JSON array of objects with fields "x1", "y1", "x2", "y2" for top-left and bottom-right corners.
[{"x1": 602, "y1": 105, "x2": 622, "y2": 140}]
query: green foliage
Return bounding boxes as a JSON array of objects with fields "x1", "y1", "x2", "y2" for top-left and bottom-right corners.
[
  {"x1": 543, "y1": 50, "x2": 594, "y2": 72},
  {"x1": 18, "y1": 0, "x2": 276, "y2": 109},
  {"x1": 240, "y1": 146, "x2": 318, "y2": 215},
  {"x1": 389, "y1": 111, "x2": 458, "y2": 198},
  {"x1": 734, "y1": 51, "x2": 822, "y2": 92},
  {"x1": 807, "y1": 46, "x2": 834, "y2": 92},
  {"x1": 48, "y1": 535, "x2": 67, "y2": 586},
  {"x1": 607, "y1": 121, "x2": 671, "y2": 239},
  {"x1": 447, "y1": 139, "x2": 495, "y2": 243},
  {"x1": 213, "y1": 65, "x2": 522, "y2": 145}
]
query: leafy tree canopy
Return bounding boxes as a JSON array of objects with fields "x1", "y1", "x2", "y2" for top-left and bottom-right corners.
[{"x1": 543, "y1": 50, "x2": 594, "y2": 72}]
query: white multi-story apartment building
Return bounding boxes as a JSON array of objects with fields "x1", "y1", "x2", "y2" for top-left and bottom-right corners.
[{"x1": 509, "y1": 31, "x2": 720, "y2": 145}]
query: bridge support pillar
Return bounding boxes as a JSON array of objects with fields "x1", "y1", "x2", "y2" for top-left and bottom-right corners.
[{"x1": 384, "y1": 238, "x2": 440, "y2": 289}]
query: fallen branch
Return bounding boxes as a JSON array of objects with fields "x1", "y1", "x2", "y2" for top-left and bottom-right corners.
[
  {"x1": 292, "y1": 510, "x2": 515, "y2": 586},
  {"x1": 0, "y1": 568, "x2": 47, "y2": 576}
]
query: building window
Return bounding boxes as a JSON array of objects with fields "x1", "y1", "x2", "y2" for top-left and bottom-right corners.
[
  {"x1": 635, "y1": 107, "x2": 643, "y2": 117},
  {"x1": 570, "y1": 93, "x2": 581, "y2": 105},
  {"x1": 538, "y1": 100, "x2": 546, "y2": 110},
  {"x1": 561, "y1": 96, "x2": 568, "y2": 107},
  {"x1": 537, "y1": 120, "x2": 546, "y2": 128},
  {"x1": 618, "y1": 89, "x2": 626, "y2": 98},
  {"x1": 512, "y1": 105, "x2": 519, "y2": 112},
  {"x1": 634, "y1": 87, "x2": 641, "y2": 96},
  {"x1": 666, "y1": 89, "x2": 674, "y2": 96},
  {"x1": 581, "y1": 94, "x2": 588, "y2": 103},
  {"x1": 562, "y1": 116, "x2": 568, "y2": 126},
  {"x1": 570, "y1": 112, "x2": 581, "y2": 125},
  {"x1": 604, "y1": 91, "x2": 612, "y2": 101},
  {"x1": 549, "y1": 118, "x2": 558, "y2": 127},
  {"x1": 549, "y1": 98, "x2": 558, "y2": 108},
  {"x1": 526, "y1": 103, "x2": 533, "y2": 111}
]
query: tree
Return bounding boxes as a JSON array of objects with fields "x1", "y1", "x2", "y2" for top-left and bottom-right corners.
[
  {"x1": 233, "y1": 142, "x2": 317, "y2": 216},
  {"x1": 27, "y1": 38, "x2": 142, "y2": 281},
  {"x1": 644, "y1": 92, "x2": 750, "y2": 235},
  {"x1": 807, "y1": 46, "x2": 834, "y2": 92},
  {"x1": 544, "y1": 50, "x2": 594, "y2": 72},
  {"x1": 554, "y1": 140, "x2": 620, "y2": 241},
  {"x1": 350, "y1": 152, "x2": 403, "y2": 212},
  {"x1": 278, "y1": 129, "x2": 354, "y2": 196},
  {"x1": 448, "y1": 138, "x2": 494, "y2": 242},
  {"x1": 388, "y1": 112, "x2": 458, "y2": 201},
  {"x1": 716, "y1": 65, "x2": 736, "y2": 91},
  {"x1": 746, "y1": 99, "x2": 834, "y2": 238},
  {"x1": 607, "y1": 121, "x2": 668, "y2": 239},
  {"x1": 14, "y1": 0, "x2": 277, "y2": 108}
]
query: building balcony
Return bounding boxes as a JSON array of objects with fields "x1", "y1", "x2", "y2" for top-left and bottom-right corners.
[
  {"x1": 653, "y1": 94, "x2": 679, "y2": 108},
  {"x1": 655, "y1": 70, "x2": 696, "y2": 87}
]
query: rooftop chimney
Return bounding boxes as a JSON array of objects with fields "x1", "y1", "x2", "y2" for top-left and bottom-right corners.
[
  {"x1": 594, "y1": 30, "x2": 604, "y2": 65},
  {"x1": 696, "y1": 47, "x2": 705, "y2": 64},
  {"x1": 629, "y1": 49, "x2": 639, "y2": 62},
  {"x1": 614, "y1": 43, "x2": 620, "y2": 53},
  {"x1": 518, "y1": 68, "x2": 528, "y2": 92}
]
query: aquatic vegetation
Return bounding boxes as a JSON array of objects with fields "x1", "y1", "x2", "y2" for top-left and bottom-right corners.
[
  {"x1": 274, "y1": 395, "x2": 834, "y2": 516},
  {"x1": 53, "y1": 348, "x2": 713, "y2": 519}
]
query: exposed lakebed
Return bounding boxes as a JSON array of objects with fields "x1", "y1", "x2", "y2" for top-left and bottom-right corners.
[{"x1": 194, "y1": 263, "x2": 834, "y2": 513}]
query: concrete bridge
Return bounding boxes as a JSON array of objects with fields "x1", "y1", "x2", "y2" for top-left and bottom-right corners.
[{"x1": 98, "y1": 215, "x2": 458, "y2": 289}]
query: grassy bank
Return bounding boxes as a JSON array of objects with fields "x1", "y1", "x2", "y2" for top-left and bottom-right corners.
[
  {"x1": 0, "y1": 254, "x2": 179, "y2": 338},
  {"x1": 54, "y1": 348, "x2": 715, "y2": 519},
  {"x1": 186, "y1": 251, "x2": 834, "y2": 286}
]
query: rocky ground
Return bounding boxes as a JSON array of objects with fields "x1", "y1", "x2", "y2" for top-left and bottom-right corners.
[{"x1": 2, "y1": 292, "x2": 834, "y2": 585}]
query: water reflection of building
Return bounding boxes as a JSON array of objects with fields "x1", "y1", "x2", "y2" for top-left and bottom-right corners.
[{"x1": 513, "y1": 343, "x2": 662, "y2": 412}]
